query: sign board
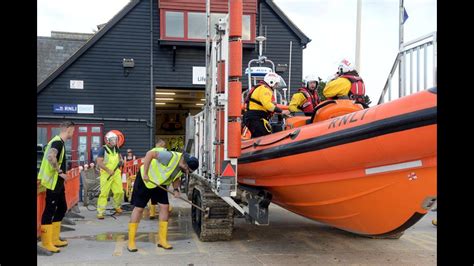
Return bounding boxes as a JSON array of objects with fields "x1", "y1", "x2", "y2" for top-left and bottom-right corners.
[
  {"x1": 53, "y1": 104, "x2": 94, "y2": 114},
  {"x1": 192, "y1": 67, "x2": 206, "y2": 85},
  {"x1": 70, "y1": 80, "x2": 84, "y2": 89},
  {"x1": 77, "y1": 104, "x2": 94, "y2": 114},
  {"x1": 53, "y1": 104, "x2": 77, "y2": 113},
  {"x1": 244, "y1": 67, "x2": 273, "y2": 77}
]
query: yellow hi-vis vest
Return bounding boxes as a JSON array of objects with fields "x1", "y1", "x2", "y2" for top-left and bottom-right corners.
[
  {"x1": 37, "y1": 135, "x2": 65, "y2": 190},
  {"x1": 100, "y1": 145, "x2": 120, "y2": 177},
  {"x1": 140, "y1": 148, "x2": 183, "y2": 189}
]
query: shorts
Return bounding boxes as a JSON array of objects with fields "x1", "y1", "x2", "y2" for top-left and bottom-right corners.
[{"x1": 130, "y1": 170, "x2": 169, "y2": 208}]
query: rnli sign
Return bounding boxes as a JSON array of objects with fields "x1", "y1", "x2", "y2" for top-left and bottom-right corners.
[
  {"x1": 53, "y1": 104, "x2": 94, "y2": 114},
  {"x1": 192, "y1": 66, "x2": 206, "y2": 85}
]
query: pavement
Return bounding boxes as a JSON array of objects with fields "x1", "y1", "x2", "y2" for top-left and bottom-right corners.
[{"x1": 38, "y1": 196, "x2": 437, "y2": 265}]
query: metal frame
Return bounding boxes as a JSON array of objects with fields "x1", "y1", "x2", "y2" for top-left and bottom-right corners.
[
  {"x1": 378, "y1": 31, "x2": 437, "y2": 105},
  {"x1": 192, "y1": 13, "x2": 238, "y2": 198}
]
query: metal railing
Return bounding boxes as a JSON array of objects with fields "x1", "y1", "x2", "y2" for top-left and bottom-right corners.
[{"x1": 378, "y1": 31, "x2": 437, "y2": 104}]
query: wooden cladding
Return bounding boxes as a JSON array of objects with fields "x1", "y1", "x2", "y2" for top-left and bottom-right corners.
[{"x1": 159, "y1": 0, "x2": 257, "y2": 14}]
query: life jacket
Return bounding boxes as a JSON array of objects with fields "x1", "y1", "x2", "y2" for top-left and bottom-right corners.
[
  {"x1": 340, "y1": 74, "x2": 366, "y2": 102},
  {"x1": 244, "y1": 82, "x2": 275, "y2": 114},
  {"x1": 297, "y1": 87, "x2": 319, "y2": 114}
]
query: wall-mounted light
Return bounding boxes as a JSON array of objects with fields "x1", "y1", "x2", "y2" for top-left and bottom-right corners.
[
  {"x1": 123, "y1": 58, "x2": 134, "y2": 77},
  {"x1": 200, "y1": 98, "x2": 205, "y2": 101},
  {"x1": 156, "y1": 92, "x2": 176, "y2": 95},
  {"x1": 196, "y1": 103, "x2": 204, "y2": 106},
  {"x1": 155, "y1": 102, "x2": 166, "y2": 105}
]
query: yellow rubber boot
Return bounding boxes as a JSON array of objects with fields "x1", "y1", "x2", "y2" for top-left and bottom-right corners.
[
  {"x1": 157, "y1": 221, "x2": 172, "y2": 249},
  {"x1": 52, "y1": 222, "x2": 68, "y2": 247},
  {"x1": 127, "y1": 223, "x2": 138, "y2": 252},
  {"x1": 149, "y1": 204, "x2": 156, "y2": 220},
  {"x1": 40, "y1": 225, "x2": 60, "y2": 253}
]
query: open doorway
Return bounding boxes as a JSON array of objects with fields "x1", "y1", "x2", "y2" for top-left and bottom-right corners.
[{"x1": 154, "y1": 88, "x2": 204, "y2": 151}]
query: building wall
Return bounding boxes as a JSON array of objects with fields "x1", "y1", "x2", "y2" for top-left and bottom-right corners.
[
  {"x1": 37, "y1": 0, "x2": 307, "y2": 157},
  {"x1": 37, "y1": 0, "x2": 153, "y2": 156},
  {"x1": 152, "y1": 0, "x2": 304, "y2": 95}
]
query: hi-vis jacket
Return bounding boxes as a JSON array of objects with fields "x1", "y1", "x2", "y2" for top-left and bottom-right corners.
[
  {"x1": 99, "y1": 145, "x2": 121, "y2": 178},
  {"x1": 37, "y1": 135, "x2": 64, "y2": 190},
  {"x1": 139, "y1": 148, "x2": 183, "y2": 189}
]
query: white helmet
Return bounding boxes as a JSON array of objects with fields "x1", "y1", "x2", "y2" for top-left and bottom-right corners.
[
  {"x1": 263, "y1": 72, "x2": 280, "y2": 88},
  {"x1": 304, "y1": 74, "x2": 319, "y2": 88},
  {"x1": 105, "y1": 131, "x2": 118, "y2": 146},
  {"x1": 337, "y1": 58, "x2": 355, "y2": 74}
]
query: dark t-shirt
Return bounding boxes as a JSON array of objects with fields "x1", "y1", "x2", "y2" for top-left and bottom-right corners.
[{"x1": 50, "y1": 137, "x2": 66, "y2": 188}]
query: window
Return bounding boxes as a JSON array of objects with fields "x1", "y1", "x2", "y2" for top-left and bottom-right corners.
[
  {"x1": 165, "y1": 11, "x2": 184, "y2": 38},
  {"x1": 37, "y1": 127, "x2": 47, "y2": 146},
  {"x1": 91, "y1": 127, "x2": 101, "y2": 133},
  {"x1": 242, "y1": 15, "x2": 251, "y2": 40},
  {"x1": 78, "y1": 126, "x2": 88, "y2": 133},
  {"x1": 91, "y1": 136, "x2": 101, "y2": 162},
  {"x1": 78, "y1": 136, "x2": 88, "y2": 164},
  {"x1": 65, "y1": 139, "x2": 72, "y2": 162},
  {"x1": 51, "y1": 127, "x2": 60, "y2": 138},
  {"x1": 162, "y1": 10, "x2": 254, "y2": 41},
  {"x1": 188, "y1": 12, "x2": 206, "y2": 39}
]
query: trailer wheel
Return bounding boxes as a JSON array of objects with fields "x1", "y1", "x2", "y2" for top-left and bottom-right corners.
[{"x1": 191, "y1": 185, "x2": 234, "y2": 242}]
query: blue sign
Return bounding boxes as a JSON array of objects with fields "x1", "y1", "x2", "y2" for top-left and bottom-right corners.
[{"x1": 53, "y1": 104, "x2": 78, "y2": 113}]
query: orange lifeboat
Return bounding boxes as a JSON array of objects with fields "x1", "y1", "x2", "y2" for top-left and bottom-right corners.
[{"x1": 238, "y1": 88, "x2": 437, "y2": 237}]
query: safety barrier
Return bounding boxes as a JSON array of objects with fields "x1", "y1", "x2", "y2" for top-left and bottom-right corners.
[
  {"x1": 37, "y1": 167, "x2": 81, "y2": 237},
  {"x1": 122, "y1": 158, "x2": 144, "y2": 177},
  {"x1": 122, "y1": 158, "x2": 144, "y2": 199}
]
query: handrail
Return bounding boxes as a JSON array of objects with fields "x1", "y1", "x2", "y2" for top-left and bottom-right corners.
[{"x1": 378, "y1": 32, "x2": 436, "y2": 104}]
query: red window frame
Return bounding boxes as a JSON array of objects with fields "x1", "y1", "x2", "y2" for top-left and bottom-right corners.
[
  {"x1": 37, "y1": 123, "x2": 104, "y2": 169},
  {"x1": 160, "y1": 9, "x2": 255, "y2": 43}
]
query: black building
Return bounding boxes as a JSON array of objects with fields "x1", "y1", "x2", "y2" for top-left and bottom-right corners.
[{"x1": 37, "y1": 0, "x2": 310, "y2": 167}]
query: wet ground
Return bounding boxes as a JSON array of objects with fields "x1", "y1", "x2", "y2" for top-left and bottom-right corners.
[{"x1": 38, "y1": 196, "x2": 437, "y2": 265}]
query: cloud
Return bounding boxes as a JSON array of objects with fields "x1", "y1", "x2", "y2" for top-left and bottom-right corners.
[
  {"x1": 273, "y1": 0, "x2": 436, "y2": 103},
  {"x1": 37, "y1": 0, "x2": 130, "y2": 36},
  {"x1": 37, "y1": 0, "x2": 436, "y2": 103}
]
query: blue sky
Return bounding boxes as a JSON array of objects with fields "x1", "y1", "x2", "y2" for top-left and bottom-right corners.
[{"x1": 37, "y1": 0, "x2": 437, "y2": 103}]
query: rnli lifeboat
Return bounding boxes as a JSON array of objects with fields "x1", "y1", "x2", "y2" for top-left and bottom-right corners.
[{"x1": 238, "y1": 88, "x2": 437, "y2": 238}]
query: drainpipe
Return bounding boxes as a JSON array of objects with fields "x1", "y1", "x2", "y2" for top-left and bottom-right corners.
[{"x1": 150, "y1": 0, "x2": 155, "y2": 147}]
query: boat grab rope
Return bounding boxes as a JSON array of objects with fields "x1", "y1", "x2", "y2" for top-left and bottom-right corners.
[{"x1": 252, "y1": 129, "x2": 301, "y2": 148}]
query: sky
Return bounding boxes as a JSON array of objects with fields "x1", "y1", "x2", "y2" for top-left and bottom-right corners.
[{"x1": 37, "y1": 0, "x2": 437, "y2": 104}]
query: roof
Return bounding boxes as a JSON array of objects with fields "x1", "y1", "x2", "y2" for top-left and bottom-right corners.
[
  {"x1": 37, "y1": 36, "x2": 90, "y2": 84},
  {"x1": 263, "y1": 0, "x2": 311, "y2": 47},
  {"x1": 37, "y1": 0, "x2": 311, "y2": 94},
  {"x1": 37, "y1": 0, "x2": 141, "y2": 94}
]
